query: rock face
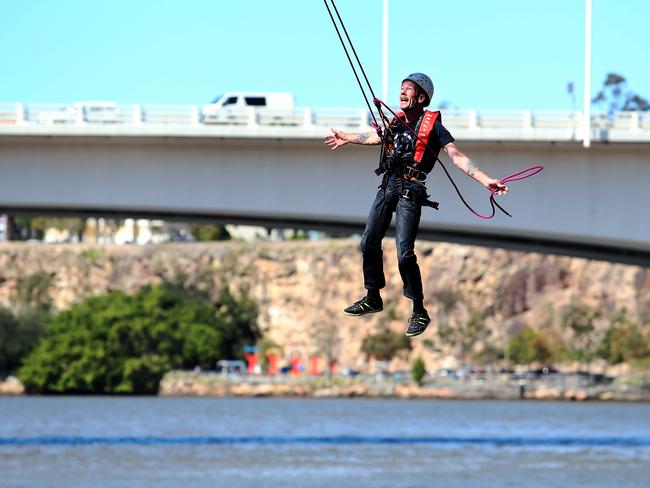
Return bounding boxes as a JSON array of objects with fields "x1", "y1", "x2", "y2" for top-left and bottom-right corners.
[{"x1": 0, "y1": 240, "x2": 648, "y2": 372}]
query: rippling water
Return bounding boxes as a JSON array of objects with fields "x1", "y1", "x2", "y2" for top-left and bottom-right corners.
[{"x1": 1, "y1": 397, "x2": 649, "y2": 487}]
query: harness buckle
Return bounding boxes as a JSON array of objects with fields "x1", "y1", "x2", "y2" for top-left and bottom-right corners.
[{"x1": 404, "y1": 165, "x2": 427, "y2": 182}]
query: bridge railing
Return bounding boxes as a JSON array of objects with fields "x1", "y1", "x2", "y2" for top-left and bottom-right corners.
[
  {"x1": 1, "y1": 102, "x2": 650, "y2": 138},
  {"x1": 439, "y1": 109, "x2": 581, "y2": 130},
  {"x1": 134, "y1": 105, "x2": 199, "y2": 126}
]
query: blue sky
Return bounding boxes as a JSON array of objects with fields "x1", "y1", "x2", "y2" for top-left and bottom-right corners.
[{"x1": 2, "y1": 0, "x2": 649, "y2": 110}]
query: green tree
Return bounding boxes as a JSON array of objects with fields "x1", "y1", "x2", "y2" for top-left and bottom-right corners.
[
  {"x1": 598, "y1": 312, "x2": 649, "y2": 365},
  {"x1": 411, "y1": 356, "x2": 426, "y2": 386},
  {"x1": 0, "y1": 271, "x2": 54, "y2": 374},
  {"x1": 18, "y1": 283, "x2": 259, "y2": 394},
  {"x1": 12, "y1": 216, "x2": 47, "y2": 240},
  {"x1": 289, "y1": 229, "x2": 309, "y2": 241},
  {"x1": 191, "y1": 224, "x2": 230, "y2": 241},
  {"x1": 361, "y1": 329, "x2": 411, "y2": 362},
  {"x1": 44, "y1": 217, "x2": 86, "y2": 242},
  {"x1": 0, "y1": 307, "x2": 50, "y2": 375},
  {"x1": 213, "y1": 286, "x2": 260, "y2": 360},
  {"x1": 508, "y1": 328, "x2": 553, "y2": 365},
  {"x1": 592, "y1": 73, "x2": 650, "y2": 116},
  {"x1": 561, "y1": 302, "x2": 599, "y2": 363}
]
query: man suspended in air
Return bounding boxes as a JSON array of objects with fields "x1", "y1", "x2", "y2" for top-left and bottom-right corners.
[{"x1": 324, "y1": 73, "x2": 509, "y2": 337}]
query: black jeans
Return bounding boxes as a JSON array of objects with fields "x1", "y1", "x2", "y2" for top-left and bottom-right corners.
[{"x1": 360, "y1": 178, "x2": 425, "y2": 300}]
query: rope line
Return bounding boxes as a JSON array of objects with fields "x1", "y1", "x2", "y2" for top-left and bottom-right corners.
[{"x1": 322, "y1": 0, "x2": 382, "y2": 130}]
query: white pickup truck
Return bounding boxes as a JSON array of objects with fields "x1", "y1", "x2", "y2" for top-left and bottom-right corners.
[{"x1": 202, "y1": 92, "x2": 295, "y2": 124}]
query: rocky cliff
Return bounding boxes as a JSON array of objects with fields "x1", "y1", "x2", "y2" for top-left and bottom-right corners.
[{"x1": 1, "y1": 240, "x2": 648, "y2": 373}]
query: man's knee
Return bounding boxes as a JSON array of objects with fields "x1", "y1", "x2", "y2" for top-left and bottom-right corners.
[
  {"x1": 397, "y1": 245, "x2": 417, "y2": 266},
  {"x1": 360, "y1": 234, "x2": 381, "y2": 255}
]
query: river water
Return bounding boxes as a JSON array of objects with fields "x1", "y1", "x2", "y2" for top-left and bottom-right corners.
[{"x1": 1, "y1": 397, "x2": 649, "y2": 487}]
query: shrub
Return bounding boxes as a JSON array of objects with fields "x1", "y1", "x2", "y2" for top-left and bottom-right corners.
[
  {"x1": 18, "y1": 283, "x2": 259, "y2": 394},
  {"x1": 16, "y1": 271, "x2": 54, "y2": 309},
  {"x1": 0, "y1": 307, "x2": 49, "y2": 375},
  {"x1": 508, "y1": 327, "x2": 553, "y2": 365},
  {"x1": 411, "y1": 356, "x2": 426, "y2": 386},
  {"x1": 598, "y1": 315, "x2": 649, "y2": 365},
  {"x1": 561, "y1": 302, "x2": 600, "y2": 362},
  {"x1": 361, "y1": 329, "x2": 411, "y2": 362},
  {"x1": 191, "y1": 224, "x2": 230, "y2": 241}
]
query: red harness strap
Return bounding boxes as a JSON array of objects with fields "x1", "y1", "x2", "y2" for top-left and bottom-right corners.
[{"x1": 393, "y1": 110, "x2": 440, "y2": 165}]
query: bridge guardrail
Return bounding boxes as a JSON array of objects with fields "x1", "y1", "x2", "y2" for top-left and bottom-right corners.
[
  {"x1": 136, "y1": 105, "x2": 199, "y2": 126},
  {"x1": 1, "y1": 102, "x2": 649, "y2": 141}
]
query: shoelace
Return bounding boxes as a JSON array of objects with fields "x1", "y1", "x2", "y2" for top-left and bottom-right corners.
[
  {"x1": 354, "y1": 298, "x2": 379, "y2": 309},
  {"x1": 409, "y1": 313, "x2": 429, "y2": 326}
]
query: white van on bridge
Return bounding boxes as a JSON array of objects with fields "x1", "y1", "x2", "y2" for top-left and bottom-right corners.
[{"x1": 202, "y1": 92, "x2": 295, "y2": 124}]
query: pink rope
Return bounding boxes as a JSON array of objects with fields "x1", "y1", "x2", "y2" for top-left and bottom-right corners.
[{"x1": 482, "y1": 165, "x2": 544, "y2": 219}]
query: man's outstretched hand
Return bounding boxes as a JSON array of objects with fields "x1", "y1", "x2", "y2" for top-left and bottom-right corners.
[{"x1": 324, "y1": 129, "x2": 348, "y2": 150}]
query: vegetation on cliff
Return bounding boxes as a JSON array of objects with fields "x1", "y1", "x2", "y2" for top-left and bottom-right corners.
[
  {"x1": 0, "y1": 271, "x2": 54, "y2": 376},
  {"x1": 18, "y1": 283, "x2": 259, "y2": 394},
  {"x1": 598, "y1": 311, "x2": 649, "y2": 365},
  {"x1": 503, "y1": 306, "x2": 650, "y2": 368},
  {"x1": 361, "y1": 329, "x2": 411, "y2": 361}
]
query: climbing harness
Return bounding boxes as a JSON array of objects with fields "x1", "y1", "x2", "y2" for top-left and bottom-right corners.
[
  {"x1": 323, "y1": 0, "x2": 543, "y2": 219},
  {"x1": 377, "y1": 110, "x2": 440, "y2": 210}
]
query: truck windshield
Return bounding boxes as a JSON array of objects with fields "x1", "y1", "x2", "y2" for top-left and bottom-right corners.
[{"x1": 210, "y1": 96, "x2": 223, "y2": 104}]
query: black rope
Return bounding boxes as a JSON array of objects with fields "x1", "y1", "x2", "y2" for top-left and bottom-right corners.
[
  {"x1": 327, "y1": 0, "x2": 391, "y2": 128},
  {"x1": 322, "y1": 0, "x2": 380, "y2": 129},
  {"x1": 329, "y1": 1, "x2": 376, "y2": 100}
]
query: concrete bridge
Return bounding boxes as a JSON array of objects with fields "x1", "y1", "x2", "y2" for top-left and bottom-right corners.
[{"x1": 0, "y1": 103, "x2": 648, "y2": 264}]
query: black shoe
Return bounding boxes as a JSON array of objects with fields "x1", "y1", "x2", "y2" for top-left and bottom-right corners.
[
  {"x1": 405, "y1": 311, "x2": 431, "y2": 337},
  {"x1": 344, "y1": 296, "x2": 383, "y2": 316}
]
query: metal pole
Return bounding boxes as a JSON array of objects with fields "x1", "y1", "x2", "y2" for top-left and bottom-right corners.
[
  {"x1": 382, "y1": 0, "x2": 389, "y2": 102},
  {"x1": 583, "y1": 0, "x2": 592, "y2": 148}
]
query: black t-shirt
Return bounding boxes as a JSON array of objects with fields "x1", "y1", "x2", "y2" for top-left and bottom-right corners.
[{"x1": 391, "y1": 113, "x2": 455, "y2": 166}]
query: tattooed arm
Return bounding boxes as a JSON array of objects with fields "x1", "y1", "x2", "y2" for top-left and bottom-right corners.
[
  {"x1": 324, "y1": 129, "x2": 382, "y2": 150},
  {"x1": 443, "y1": 142, "x2": 509, "y2": 195}
]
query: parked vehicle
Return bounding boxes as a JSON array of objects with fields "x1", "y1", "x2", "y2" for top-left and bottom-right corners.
[
  {"x1": 81, "y1": 101, "x2": 119, "y2": 123},
  {"x1": 202, "y1": 92, "x2": 294, "y2": 124},
  {"x1": 37, "y1": 101, "x2": 119, "y2": 124}
]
